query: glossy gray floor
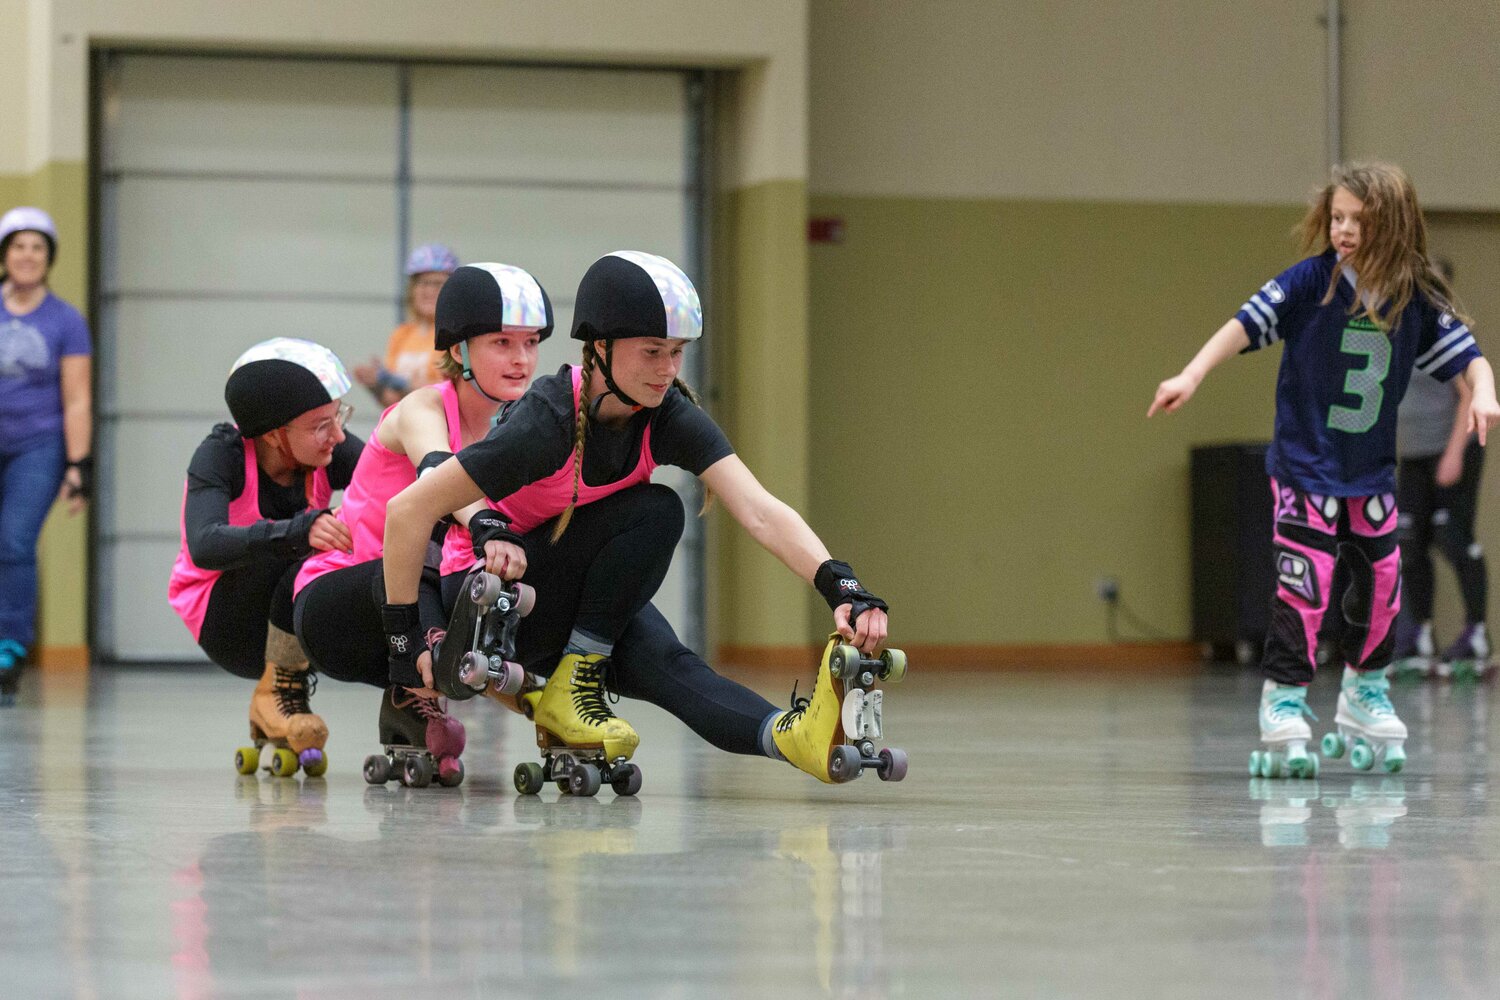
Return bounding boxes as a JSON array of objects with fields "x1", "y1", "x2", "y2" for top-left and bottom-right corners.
[{"x1": 0, "y1": 663, "x2": 1495, "y2": 999}]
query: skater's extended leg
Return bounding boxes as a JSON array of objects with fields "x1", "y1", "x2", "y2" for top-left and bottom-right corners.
[{"x1": 611, "y1": 603, "x2": 778, "y2": 756}]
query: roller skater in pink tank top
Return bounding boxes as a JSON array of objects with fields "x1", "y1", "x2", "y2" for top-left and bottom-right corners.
[
  {"x1": 383, "y1": 253, "x2": 901, "y2": 796},
  {"x1": 292, "y1": 263, "x2": 551, "y2": 787},
  {"x1": 168, "y1": 338, "x2": 363, "y2": 778},
  {"x1": 1150, "y1": 162, "x2": 1500, "y2": 779}
]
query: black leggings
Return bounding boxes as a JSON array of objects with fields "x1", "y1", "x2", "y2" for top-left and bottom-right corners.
[
  {"x1": 198, "y1": 561, "x2": 301, "y2": 681},
  {"x1": 306, "y1": 483, "x2": 685, "y2": 688},
  {"x1": 1397, "y1": 439, "x2": 1488, "y2": 623},
  {"x1": 611, "y1": 603, "x2": 779, "y2": 757},
  {"x1": 294, "y1": 558, "x2": 446, "y2": 689}
]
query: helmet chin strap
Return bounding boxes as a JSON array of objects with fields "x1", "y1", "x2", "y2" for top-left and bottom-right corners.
[
  {"x1": 460, "y1": 341, "x2": 510, "y2": 406},
  {"x1": 596, "y1": 341, "x2": 642, "y2": 410}
]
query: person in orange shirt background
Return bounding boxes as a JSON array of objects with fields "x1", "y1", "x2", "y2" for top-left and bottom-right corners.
[{"x1": 354, "y1": 243, "x2": 459, "y2": 407}]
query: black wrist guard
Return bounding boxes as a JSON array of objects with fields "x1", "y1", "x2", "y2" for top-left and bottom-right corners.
[
  {"x1": 65, "y1": 456, "x2": 93, "y2": 500},
  {"x1": 381, "y1": 602, "x2": 426, "y2": 687},
  {"x1": 469, "y1": 510, "x2": 523, "y2": 560},
  {"x1": 814, "y1": 559, "x2": 890, "y2": 620}
]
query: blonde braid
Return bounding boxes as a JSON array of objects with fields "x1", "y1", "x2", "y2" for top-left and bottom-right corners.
[
  {"x1": 550, "y1": 346, "x2": 595, "y2": 542},
  {"x1": 671, "y1": 376, "x2": 717, "y2": 516}
]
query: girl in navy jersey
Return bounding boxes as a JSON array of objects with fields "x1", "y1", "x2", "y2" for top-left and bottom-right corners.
[
  {"x1": 381, "y1": 252, "x2": 891, "y2": 785},
  {"x1": 169, "y1": 338, "x2": 361, "y2": 776},
  {"x1": 1150, "y1": 162, "x2": 1500, "y2": 778}
]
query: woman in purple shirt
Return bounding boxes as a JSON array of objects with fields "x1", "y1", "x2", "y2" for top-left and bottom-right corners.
[{"x1": 0, "y1": 207, "x2": 92, "y2": 695}]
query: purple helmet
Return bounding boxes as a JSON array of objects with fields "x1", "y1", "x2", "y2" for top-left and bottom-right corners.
[{"x1": 405, "y1": 243, "x2": 459, "y2": 276}]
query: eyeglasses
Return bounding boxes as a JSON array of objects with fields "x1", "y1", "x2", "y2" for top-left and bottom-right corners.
[{"x1": 293, "y1": 402, "x2": 354, "y2": 443}]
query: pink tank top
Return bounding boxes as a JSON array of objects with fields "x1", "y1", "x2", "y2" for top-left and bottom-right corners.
[
  {"x1": 495, "y1": 364, "x2": 657, "y2": 534},
  {"x1": 168, "y1": 435, "x2": 333, "y2": 640},
  {"x1": 298, "y1": 381, "x2": 468, "y2": 593}
]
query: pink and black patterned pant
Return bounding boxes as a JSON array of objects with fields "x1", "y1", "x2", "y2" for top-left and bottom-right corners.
[{"x1": 1262, "y1": 479, "x2": 1401, "y2": 686}]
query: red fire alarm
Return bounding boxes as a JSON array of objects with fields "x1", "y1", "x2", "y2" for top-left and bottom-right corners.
[{"x1": 808, "y1": 217, "x2": 845, "y2": 244}]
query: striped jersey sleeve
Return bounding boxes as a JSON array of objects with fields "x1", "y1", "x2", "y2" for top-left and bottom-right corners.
[
  {"x1": 1414, "y1": 306, "x2": 1481, "y2": 382},
  {"x1": 1234, "y1": 259, "x2": 1318, "y2": 353}
]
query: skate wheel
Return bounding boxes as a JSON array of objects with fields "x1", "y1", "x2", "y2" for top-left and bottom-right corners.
[
  {"x1": 1321, "y1": 732, "x2": 1346, "y2": 759},
  {"x1": 879, "y1": 648, "x2": 907, "y2": 683},
  {"x1": 827, "y1": 745, "x2": 862, "y2": 783},
  {"x1": 438, "y1": 757, "x2": 465, "y2": 787},
  {"x1": 830, "y1": 644, "x2": 861, "y2": 680},
  {"x1": 514, "y1": 761, "x2": 545, "y2": 795},
  {"x1": 363, "y1": 754, "x2": 391, "y2": 784},
  {"x1": 1382, "y1": 746, "x2": 1405, "y2": 774},
  {"x1": 1350, "y1": 742, "x2": 1375, "y2": 771},
  {"x1": 877, "y1": 747, "x2": 908, "y2": 782},
  {"x1": 235, "y1": 746, "x2": 260, "y2": 775},
  {"x1": 513, "y1": 582, "x2": 537, "y2": 617},
  {"x1": 268, "y1": 748, "x2": 299, "y2": 777},
  {"x1": 404, "y1": 754, "x2": 434, "y2": 788},
  {"x1": 569, "y1": 764, "x2": 602, "y2": 797},
  {"x1": 610, "y1": 763, "x2": 642, "y2": 797},
  {"x1": 492, "y1": 661, "x2": 526, "y2": 697},
  {"x1": 470, "y1": 571, "x2": 505, "y2": 606}
]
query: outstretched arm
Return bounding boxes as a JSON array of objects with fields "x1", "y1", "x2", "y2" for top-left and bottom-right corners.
[
  {"x1": 1461, "y1": 356, "x2": 1500, "y2": 446},
  {"x1": 700, "y1": 454, "x2": 888, "y2": 653},
  {"x1": 1147, "y1": 318, "x2": 1251, "y2": 417}
]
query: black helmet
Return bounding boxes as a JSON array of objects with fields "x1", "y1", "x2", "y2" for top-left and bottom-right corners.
[
  {"x1": 225, "y1": 338, "x2": 351, "y2": 438},
  {"x1": 570, "y1": 251, "x2": 702, "y2": 343},
  {"x1": 435, "y1": 263, "x2": 553, "y2": 351}
]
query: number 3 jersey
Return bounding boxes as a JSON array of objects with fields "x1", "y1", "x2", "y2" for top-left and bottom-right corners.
[{"x1": 1236, "y1": 248, "x2": 1481, "y2": 497}]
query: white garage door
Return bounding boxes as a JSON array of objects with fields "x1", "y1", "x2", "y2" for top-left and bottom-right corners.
[{"x1": 95, "y1": 53, "x2": 707, "y2": 662}]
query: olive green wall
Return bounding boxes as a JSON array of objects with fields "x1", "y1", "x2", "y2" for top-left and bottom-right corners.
[
  {"x1": 0, "y1": 161, "x2": 90, "y2": 652},
  {"x1": 807, "y1": 195, "x2": 1308, "y2": 644}
]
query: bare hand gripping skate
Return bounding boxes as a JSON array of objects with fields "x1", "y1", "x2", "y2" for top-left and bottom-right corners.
[{"x1": 431, "y1": 569, "x2": 536, "y2": 701}]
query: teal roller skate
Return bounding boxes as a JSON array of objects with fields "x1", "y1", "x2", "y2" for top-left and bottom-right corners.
[
  {"x1": 1389, "y1": 620, "x2": 1436, "y2": 680},
  {"x1": 1249, "y1": 680, "x2": 1320, "y2": 779},
  {"x1": 1436, "y1": 623, "x2": 1491, "y2": 681},
  {"x1": 1321, "y1": 667, "x2": 1407, "y2": 773}
]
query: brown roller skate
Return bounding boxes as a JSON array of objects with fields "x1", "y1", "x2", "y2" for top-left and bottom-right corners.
[{"x1": 234, "y1": 626, "x2": 329, "y2": 778}]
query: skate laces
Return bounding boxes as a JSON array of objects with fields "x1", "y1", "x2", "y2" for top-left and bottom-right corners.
[
  {"x1": 1350, "y1": 675, "x2": 1395, "y2": 717},
  {"x1": 272, "y1": 665, "x2": 316, "y2": 715},
  {"x1": 775, "y1": 680, "x2": 811, "y2": 733},
  {"x1": 1267, "y1": 690, "x2": 1318, "y2": 723},
  {"x1": 569, "y1": 657, "x2": 618, "y2": 725}
]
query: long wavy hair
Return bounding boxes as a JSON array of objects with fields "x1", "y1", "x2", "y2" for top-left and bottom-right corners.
[{"x1": 1296, "y1": 161, "x2": 1469, "y2": 331}]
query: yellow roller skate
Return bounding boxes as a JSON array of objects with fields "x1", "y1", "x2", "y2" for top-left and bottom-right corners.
[
  {"x1": 772, "y1": 634, "x2": 909, "y2": 784},
  {"x1": 512, "y1": 652, "x2": 642, "y2": 798},
  {"x1": 235, "y1": 626, "x2": 329, "y2": 778}
]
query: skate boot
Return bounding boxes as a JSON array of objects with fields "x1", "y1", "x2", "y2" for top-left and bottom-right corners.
[
  {"x1": 236, "y1": 630, "x2": 329, "y2": 778},
  {"x1": 1321, "y1": 666, "x2": 1408, "y2": 773},
  {"x1": 363, "y1": 686, "x2": 466, "y2": 788},
  {"x1": 1249, "y1": 680, "x2": 1319, "y2": 779},
  {"x1": 1437, "y1": 623, "x2": 1491, "y2": 680},
  {"x1": 771, "y1": 635, "x2": 910, "y2": 784},
  {"x1": 512, "y1": 652, "x2": 642, "y2": 798},
  {"x1": 0, "y1": 640, "x2": 24, "y2": 707},
  {"x1": 1389, "y1": 619, "x2": 1436, "y2": 679},
  {"x1": 431, "y1": 569, "x2": 535, "y2": 701}
]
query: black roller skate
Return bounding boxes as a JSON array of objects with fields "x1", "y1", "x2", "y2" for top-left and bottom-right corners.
[
  {"x1": 430, "y1": 569, "x2": 536, "y2": 701},
  {"x1": 363, "y1": 687, "x2": 467, "y2": 789}
]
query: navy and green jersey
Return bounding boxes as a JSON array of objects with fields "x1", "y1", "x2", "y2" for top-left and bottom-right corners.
[{"x1": 1236, "y1": 249, "x2": 1481, "y2": 496}]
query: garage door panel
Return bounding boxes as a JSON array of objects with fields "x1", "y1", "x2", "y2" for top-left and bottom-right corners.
[
  {"x1": 110, "y1": 176, "x2": 395, "y2": 298},
  {"x1": 410, "y1": 65, "x2": 687, "y2": 186},
  {"x1": 105, "y1": 57, "x2": 398, "y2": 178}
]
